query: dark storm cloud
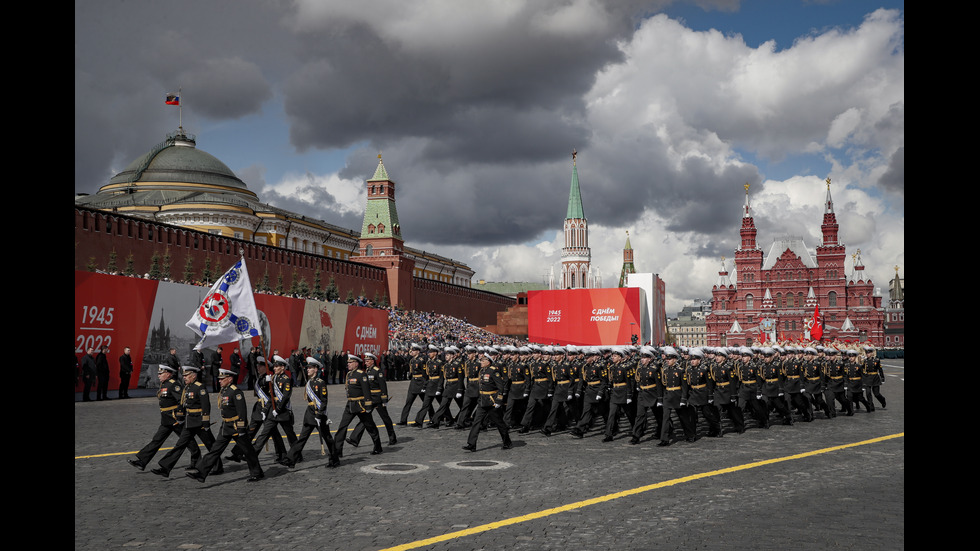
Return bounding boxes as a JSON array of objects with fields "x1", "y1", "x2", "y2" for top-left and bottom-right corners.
[
  {"x1": 878, "y1": 146, "x2": 904, "y2": 195},
  {"x1": 281, "y1": 3, "x2": 640, "y2": 161},
  {"x1": 75, "y1": 0, "x2": 289, "y2": 194}
]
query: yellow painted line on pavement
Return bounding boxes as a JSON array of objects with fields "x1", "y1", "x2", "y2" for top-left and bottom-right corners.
[
  {"x1": 380, "y1": 432, "x2": 905, "y2": 551},
  {"x1": 75, "y1": 422, "x2": 410, "y2": 460}
]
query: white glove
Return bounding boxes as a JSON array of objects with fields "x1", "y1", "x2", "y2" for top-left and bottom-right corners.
[
  {"x1": 265, "y1": 375, "x2": 271, "y2": 382},
  {"x1": 567, "y1": 395, "x2": 573, "y2": 401},
  {"x1": 626, "y1": 398, "x2": 632, "y2": 405},
  {"x1": 272, "y1": 410, "x2": 278, "y2": 418},
  {"x1": 456, "y1": 393, "x2": 462, "y2": 399},
  {"x1": 436, "y1": 391, "x2": 442, "y2": 396},
  {"x1": 547, "y1": 393, "x2": 553, "y2": 398},
  {"x1": 494, "y1": 403, "x2": 501, "y2": 409},
  {"x1": 261, "y1": 411, "x2": 267, "y2": 420},
  {"x1": 420, "y1": 388, "x2": 426, "y2": 393},
  {"x1": 523, "y1": 393, "x2": 528, "y2": 398},
  {"x1": 680, "y1": 401, "x2": 686, "y2": 407}
]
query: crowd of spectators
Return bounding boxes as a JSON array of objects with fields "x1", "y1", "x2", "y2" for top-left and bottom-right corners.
[{"x1": 387, "y1": 308, "x2": 524, "y2": 350}]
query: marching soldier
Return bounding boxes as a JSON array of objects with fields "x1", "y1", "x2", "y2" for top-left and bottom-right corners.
[
  {"x1": 431, "y1": 346, "x2": 463, "y2": 428},
  {"x1": 333, "y1": 354, "x2": 383, "y2": 458},
  {"x1": 153, "y1": 365, "x2": 222, "y2": 477},
  {"x1": 454, "y1": 346, "x2": 483, "y2": 429},
  {"x1": 603, "y1": 347, "x2": 636, "y2": 442},
  {"x1": 736, "y1": 348, "x2": 769, "y2": 429},
  {"x1": 462, "y1": 351, "x2": 513, "y2": 451},
  {"x1": 631, "y1": 346, "x2": 663, "y2": 444},
  {"x1": 570, "y1": 348, "x2": 608, "y2": 438},
  {"x1": 542, "y1": 347, "x2": 575, "y2": 436},
  {"x1": 187, "y1": 367, "x2": 264, "y2": 483},
  {"x1": 281, "y1": 357, "x2": 340, "y2": 468},
  {"x1": 708, "y1": 348, "x2": 745, "y2": 435},
  {"x1": 684, "y1": 348, "x2": 720, "y2": 439},
  {"x1": 824, "y1": 348, "x2": 851, "y2": 416},
  {"x1": 845, "y1": 349, "x2": 871, "y2": 413},
  {"x1": 252, "y1": 355, "x2": 298, "y2": 460},
  {"x1": 398, "y1": 344, "x2": 429, "y2": 425},
  {"x1": 349, "y1": 352, "x2": 398, "y2": 445},
  {"x1": 862, "y1": 345, "x2": 886, "y2": 411},
  {"x1": 416, "y1": 345, "x2": 445, "y2": 428},
  {"x1": 128, "y1": 364, "x2": 199, "y2": 470},
  {"x1": 659, "y1": 346, "x2": 692, "y2": 446},
  {"x1": 520, "y1": 346, "x2": 553, "y2": 433},
  {"x1": 227, "y1": 356, "x2": 287, "y2": 463}
]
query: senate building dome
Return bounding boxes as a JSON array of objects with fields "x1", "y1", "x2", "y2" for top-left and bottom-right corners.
[{"x1": 103, "y1": 130, "x2": 254, "y2": 196}]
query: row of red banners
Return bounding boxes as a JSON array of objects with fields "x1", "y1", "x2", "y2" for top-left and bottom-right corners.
[{"x1": 74, "y1": 271, "x2": 388, "y2": 391}]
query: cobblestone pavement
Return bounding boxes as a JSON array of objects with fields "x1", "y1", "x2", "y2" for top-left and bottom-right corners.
[{"x1": 75, "y1": 360, "x2": 904, "y2": 550}]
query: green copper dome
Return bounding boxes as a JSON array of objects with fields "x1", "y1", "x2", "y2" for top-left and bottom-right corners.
[{"x1": 105, "y1": 130, "x2": 251, "y2": 194}]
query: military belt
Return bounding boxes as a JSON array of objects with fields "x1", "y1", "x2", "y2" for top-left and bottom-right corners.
[
  {"x1": 691, "y1": 384, "x2": 706, "y2": 389},
  {"x1": 807, "y1": 376, "x2": 822, "y2": 380},
  {"x1": 429, "y1": 376, "x2": 442, "y2": 380},
  {"x1": 613, "y1": 382, "x2": 626, "y2": 387},
  {"x1": 665, "y1": 386, "x2": 681, "y2": 391},
  {"x1": 785, "y1": 375, "x2": 799, "y2": 379},
  {"x1": 765, "y1": 378, "x2": 779, "y2": 383},
  {"x1": 534, "y1": 378, "x2": 549, "y2": 382},
  {"x1": 480, "y1": 390, "x2": 496, "y2": 395},
  {"x1": 588, "y1": 381, "x2": 602, "y2": 386},
  {"x1": 222, "y1": 415, "x2": 239, "y2": 423},
  {"x1": 830, "y1": 376, "x2": 843, "y2": 380},
  {"x1": 161, "y1": 405, "x2": 178, "y2": 412},
  {"x1": 511, "y1": 381, "x2": 525, "y2": 384},
  {"x1": 640, "y1": 384, "x2": 657, "y2": 390},
  {"x1": 445, "y1": 377, "x2": 459, "y2": 382},
  {"x1": 348, "y1": 397, "x2": 365, "y2": 401},
  {"x1": 556, "y1": 380, "x2": 570, "y2": 384},
  {"x1": 413, "y1": 374, "x2": 424, "y2": 378},
  {"x1": 716, "y1": 382, "x2": 730, "y2": 386},
  {"x1": 186, "y1": 408, "x2": 203, "y2": 413},
  {"x1": 849, "y1": 377, "x2": 862, "y2": 381}
]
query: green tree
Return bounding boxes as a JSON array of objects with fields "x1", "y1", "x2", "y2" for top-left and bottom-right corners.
[
  {"x1": 148, "y1": 252, "x2": 161, "y2": 279},
  {"x1": 201, "y1": 257, "x2": 215, "y2": 285},
  {"x1": 162, "y1": 249, "x2": 172, "y2": 280},
  {"x1": 312, "y1": 268, "x2": 324, "y2": 300},
  {"x1": 345, "y1": 289, "x2": 355, "y2": 304},
  {"x1": 378, "y1": 293, "x2": 390, "y2": 308},
  {"x1": 182, "y1": 256, "x2": 195, "y2": 282},
  {"x1": 275, "y1": 270, "x2": 284, "y2": 295},
  {"x1": 105, "y1": 249, "x2": 118, "y2": 273},
  {"x1": 124, "y1": 253, "x2": 136, "y2": 276},
  {"x1": 325, "y1": 276, "x2": 340, "y2": 302},
  {"x1": 87, "y1": 257, "x2": 97, "y2": 272},
  {"x1": 289, "y1": 270, "x2": 301, "y2": 296},
  {"x1": 297, "y1": 276, "x2": 311, "y2": 297},
  {"x1": 258, "y1": 269, "x2": 271, "y2": 293}
]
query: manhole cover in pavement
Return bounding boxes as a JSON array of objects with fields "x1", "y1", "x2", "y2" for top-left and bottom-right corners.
[
  {"x1": 360, "y1": 463, "x2": 429, "y2": 475},
  {"x1": 444, "y1": 460, "x2": 513, "y2": 471},
  {"x1": 458, "y1": 461, "x2": 499, "y2": 467}
]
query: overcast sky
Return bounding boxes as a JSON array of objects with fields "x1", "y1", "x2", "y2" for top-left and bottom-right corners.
[{"x1": 76, "y1": 0, "x2": 904, "y2": 314}]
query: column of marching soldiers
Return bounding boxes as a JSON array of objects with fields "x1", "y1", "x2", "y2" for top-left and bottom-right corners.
[{"x1": 127, "y1": 341, "x2": 886, "y2": 483}]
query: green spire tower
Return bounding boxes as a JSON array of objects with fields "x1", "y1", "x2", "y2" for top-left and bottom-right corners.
[{"x1": 561, "y1": 149, "x2": 591, "y2": 289}]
